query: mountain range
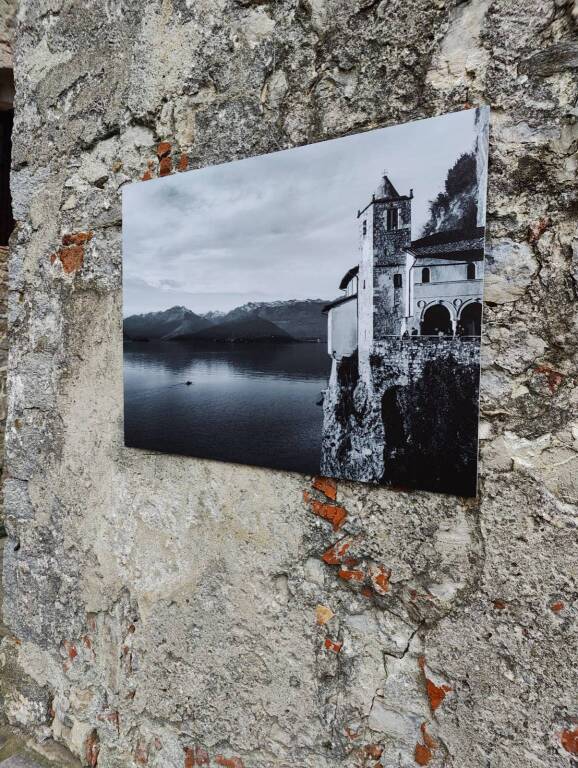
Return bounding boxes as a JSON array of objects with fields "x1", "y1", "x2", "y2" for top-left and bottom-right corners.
[{"x1": 123, "y1": 300, "x2": 329, "y2": 343}]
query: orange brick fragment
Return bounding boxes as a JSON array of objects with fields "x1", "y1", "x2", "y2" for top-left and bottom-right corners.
[
  {"x1": 535, "y1": 365, "x2": 564, "y2": 393},
  {"x1": 312, "y1": 476, "x2": 337, "y2": 500},
  {"x1": 371, "y1": 565, "x2": 390, "y2": 595},
  {"x1": 178, "y1": 153, "x2": 189, "y2": 171},
  {"x1": 62, "y1": 231, "x2": 93, "y2": 246},
  {"x1": 309, "y1": 499, "x2": 346, "y2": 530},
  {"x1": 157, "y1": 141, "x2": 172, "y2": 158},
  {"x1": 85, "y1": 730, "x2": 100, "y2": 768},
  {"x1": 59, "y1": 246, "x2": 84, "y2": 273},
  {"x1": 561, "y1": 729, "x2": 578, "y2": 754},
  {"x1": 159, "y1": 156, "x2": 172, "y2": 177},
  {"x1": 321, "y1": 538, "x2": 353, "y2": 565},
  {"x1": 215, "y1": 757, "x2": 243, "y2": 768},
  {"x1": 185, "y1": 746, "x2": 210, "y2": 766},
  {"x1": 414, "y1": 723, "x2": 435, "y2": 766},
  {"x1": 63, "y1": 641, "x2": 78, "y2": 660},
  {"x1": 324, "y1": 637, "x2": 342, "y2": 653},
  {"x1": 426, "y1": 678, "x2": 452, "y2": 712},
  {"x1": 338, "y1": 567, "x2": 365, "y2": 583},
  {"x1": 419, "y1": 657, "x2": 452, "y2": 712},
  {"x1": 134, "y1": 742, "x2": 148, "y2": 765},
  {"x1": 415, "y1": 743, "x2": 432, "y2": 766},
  {"x1": 527, "y1": 215, "x2": 551, "y2": 243}
]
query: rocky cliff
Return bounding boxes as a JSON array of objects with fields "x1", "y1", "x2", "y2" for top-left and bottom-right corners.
[{"x1": 321, "y1": 339, "x2": 481, "y2": 496}]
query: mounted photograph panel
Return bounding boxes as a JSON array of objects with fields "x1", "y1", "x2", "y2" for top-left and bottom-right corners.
[{"x1": 122, "y1": 107, "x2": 489, "y2": 496}]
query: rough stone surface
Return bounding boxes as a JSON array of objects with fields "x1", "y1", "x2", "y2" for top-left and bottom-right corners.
[
  {"x1": 0, "y1": 0, "x2": 15, "y2": 508},
  {"x1": 0, "y1": 1, "x2": 15, "y2": 70},
  {"x1": 0, "y1": 247, "x2": 8, "y2": 505},
  {"x1": 2, "y1": 1, "x2": 578, "y2": 767},
  {"x1": 321, "y1": 339, "x2": 481, "y2": 495},
  {"x1": 0, "y1": 757, "x2": 44, "y2": 768}
]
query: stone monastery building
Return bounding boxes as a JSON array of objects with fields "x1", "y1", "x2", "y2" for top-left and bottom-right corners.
[{"x1": 324, "y1": 174, "x2": 484, "y2": 362}]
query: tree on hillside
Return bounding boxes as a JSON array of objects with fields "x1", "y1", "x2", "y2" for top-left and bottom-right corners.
[{"x1": 421, "y1": 152, "x2": 478, "y2": 236}]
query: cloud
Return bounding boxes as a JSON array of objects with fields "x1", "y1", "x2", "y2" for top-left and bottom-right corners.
[{"x1": 123, "y1": 109, "x2": 480, "y2": 316}]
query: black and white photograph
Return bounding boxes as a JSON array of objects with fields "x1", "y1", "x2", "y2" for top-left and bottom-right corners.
[{"x1": 123, "y1": 107, "x2": 489, "y2": 496}]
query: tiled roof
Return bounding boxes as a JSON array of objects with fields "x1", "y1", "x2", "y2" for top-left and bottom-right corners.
[
  {"x1": 410, "y1": 227, "x2": 485, "y2": 261},
  {"x1": 323, "y1": 293, "x2": 357, "y2": 313}
]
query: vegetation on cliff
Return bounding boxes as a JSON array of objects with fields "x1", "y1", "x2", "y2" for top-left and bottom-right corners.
[{"x1": 421, "y1": 152, "x2": 478, "y2": 236}]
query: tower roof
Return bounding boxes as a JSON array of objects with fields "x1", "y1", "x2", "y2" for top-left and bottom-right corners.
[
  {"x1": 376, "y1": 173, "x2": 400, "y2": 200},
  {"x1": 357, "y1": 174, "x2": 412, "y2": 218}
]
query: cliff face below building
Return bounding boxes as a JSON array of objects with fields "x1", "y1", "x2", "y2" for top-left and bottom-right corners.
[{"x1": 321, "y1": 338, "x2": 481, "y2": 496}]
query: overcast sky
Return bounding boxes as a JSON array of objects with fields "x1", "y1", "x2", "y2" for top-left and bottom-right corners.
[{"x1": 123, "y1": 108, "x2": 480, "y2": 317}]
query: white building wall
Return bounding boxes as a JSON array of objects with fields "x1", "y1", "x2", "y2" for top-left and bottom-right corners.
[
  {"x1": 328, "y1": 298, "x2": 357, "y2": 360},
  {"x1": 402, "y1": 252, "x2": 415, "y2": 334},
  {"x1": 408, "y1": 259, "x2": 484, "y2": 334},
  {"x1": 357, "y1": 205, "x2": 374, "y2": 381}
]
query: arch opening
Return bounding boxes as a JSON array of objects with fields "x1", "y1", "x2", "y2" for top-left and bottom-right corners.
[
  {"x1": 421, "y1": 304, "x2": 452, "y2": 336},
  {"x1": 458, "y1": 302, "x2": 482, "y2": 337}
]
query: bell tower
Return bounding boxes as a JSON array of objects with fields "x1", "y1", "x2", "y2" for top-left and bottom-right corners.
[
  {"x1": 356, "y1": 173, "x2": 414, "y2": 371},
  {"x1": 370, "y1": 174, "x2": 413, "y2": 339},
  {"x1": 372, "y1": 172, "x2": 412, "y2": 264}
]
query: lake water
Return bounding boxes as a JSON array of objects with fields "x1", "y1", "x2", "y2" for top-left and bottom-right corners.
[{"x1": 123, "y1": 341, "x2": 331, "y2": 474}]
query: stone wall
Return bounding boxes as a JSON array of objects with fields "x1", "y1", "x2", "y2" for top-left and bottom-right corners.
[
  {"x1": 2, "y1": 1, "x2": 578, "y2": 768},
  {"x1": 0, "y1": 245, "x2": 7, "y2": 511},
  {"x1": 0, "y1": 1, "x2": 15, "y2": 70},
  {"x1": 320, "y1": 338, "x2": 481, "y2": 494},
  {"x1": 0, "y1": 0, "x2": 14, "y2": 512}
]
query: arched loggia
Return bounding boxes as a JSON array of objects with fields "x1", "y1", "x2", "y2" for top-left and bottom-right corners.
[
  {"x1": 421, "y1": 304, "x2": 452, "y2": 336},
  {"x1": 458, "y1": 302, "x2": 482, "y2": 337}
]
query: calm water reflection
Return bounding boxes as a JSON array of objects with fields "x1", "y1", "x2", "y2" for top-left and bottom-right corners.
[{"x1": 123, "y1": 341, "x2": 331, "y2": 474}]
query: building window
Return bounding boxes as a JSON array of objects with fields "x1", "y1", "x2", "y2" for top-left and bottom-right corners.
[
  {"x1": 393, "y1": 273, "x2": 402, "y2": 289},
  {"x1": 421, "y1": 267, "x2": 430, "y2": 283},
  {"x1": 362, "y1": 220, "x2": 367, "y2": 236},
  {"x1": 467, "y1": 262, "x2": 476, "y2": 280},
  {"x1": 386, "y1": 208, "x2": 398, "y2": 231}
]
